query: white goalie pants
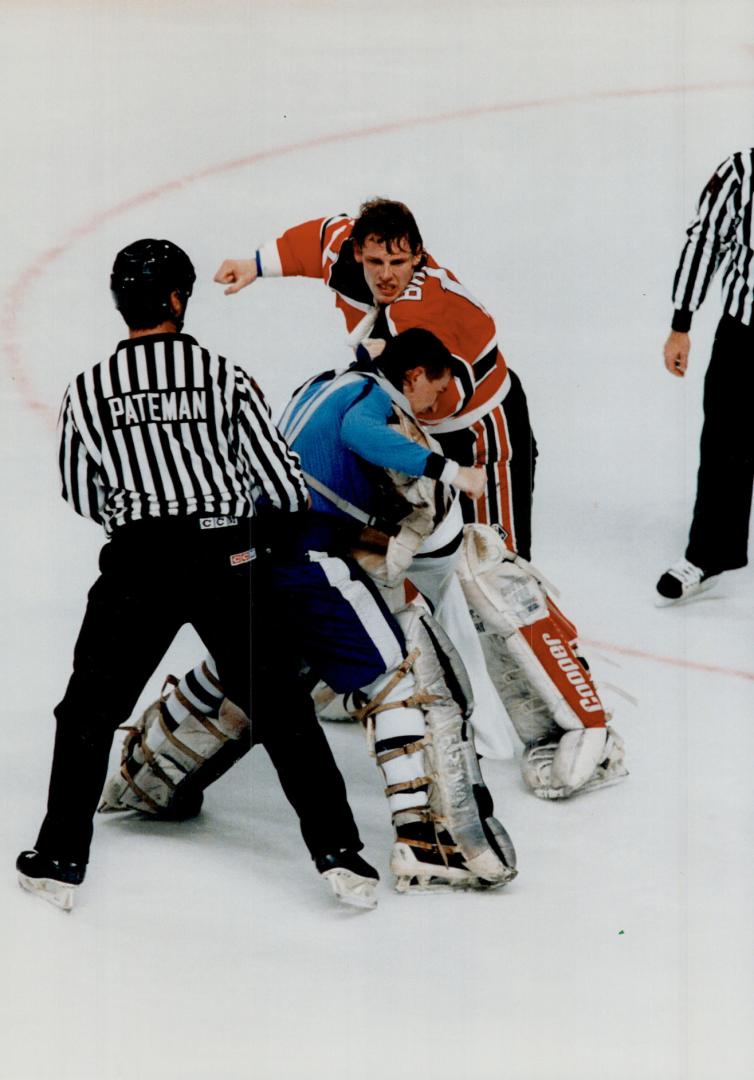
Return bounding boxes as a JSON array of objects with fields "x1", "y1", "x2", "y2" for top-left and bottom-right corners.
[{"x1": 403, "y1": 504, "x2": 515, "y2": 760}]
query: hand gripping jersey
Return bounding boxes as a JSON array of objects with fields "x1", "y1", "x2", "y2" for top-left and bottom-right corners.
[{"x1": 256, "y1": 215, "x2": 536, "y2": 551}]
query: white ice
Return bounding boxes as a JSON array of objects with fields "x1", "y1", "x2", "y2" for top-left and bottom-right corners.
[{"x1": 1, "y1": 2, "x2": 753, "y2": 1078}]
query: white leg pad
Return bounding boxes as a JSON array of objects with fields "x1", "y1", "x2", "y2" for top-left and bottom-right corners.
[{"x1": 360, "y1": 670, "x2": 430, "y2": 815}]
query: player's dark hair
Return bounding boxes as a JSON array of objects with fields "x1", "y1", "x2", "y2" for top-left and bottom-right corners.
[
  {"x1": 111, "y1": 239, "x2": 196, "y2": 331},
  {"x1": 378, "y1": 328, "x2": 452, "y2": 389},
  {"x1": 352, "y1": 198, "x2": 426, "y2": 262}
]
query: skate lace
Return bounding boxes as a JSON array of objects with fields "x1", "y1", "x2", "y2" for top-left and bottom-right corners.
[{"x1": 667, "y1": 559, "x2": 703, "y2": 587}]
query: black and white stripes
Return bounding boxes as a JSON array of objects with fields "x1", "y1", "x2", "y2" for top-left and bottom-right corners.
[
  {"x1": 672, "y1": 148, "x2": 754, "y2": 330},
  {"x1": 59, "y1": 332, "x2": 309, "y2": 532}
]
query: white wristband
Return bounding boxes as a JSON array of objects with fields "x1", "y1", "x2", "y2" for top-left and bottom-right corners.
[
  {"x1": 440, "y1": 460, "x2": 460, "y2": 484},
  {"x1": 257, "y1": 240, "x2": 283, "y2": 277}
]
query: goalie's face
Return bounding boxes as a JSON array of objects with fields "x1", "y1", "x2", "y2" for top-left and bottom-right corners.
[{"x1": 402, "y1": 366, "x2": 451, "y2": 416}]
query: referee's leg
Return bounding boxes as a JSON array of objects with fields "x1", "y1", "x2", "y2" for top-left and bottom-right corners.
[
  {"x1": 192, "y1": 540, "x2": 364, "y2": 860},
  {"x1": 35, "y1": 531, "x2": 184, "y2": 864},
  {"x1": 250, "y1": 549, "x2": 406, "y2": 858},
  {"x1": 686, "y1": 317, "x2": 754, "y2": 572}
]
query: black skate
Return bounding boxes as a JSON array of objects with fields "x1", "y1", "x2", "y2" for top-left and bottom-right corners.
[
  {"x1": 16, "y1": 850, "x2": 86, "y2": 912},
  {"x1": 655, "y1": 558, "x2": 720, "y2": 605},
  {"x1": 315, "y1": 850, "x2": 379, "y2": 910}
]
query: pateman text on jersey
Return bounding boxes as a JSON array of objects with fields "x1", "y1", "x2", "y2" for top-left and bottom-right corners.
[{"x1": 107, "y1": 389, "x2": 208, "y2": 428}]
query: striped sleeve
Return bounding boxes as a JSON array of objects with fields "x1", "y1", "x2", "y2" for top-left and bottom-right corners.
[
  {"x1": 671, "y1": 155, "x2": 742, "y2": 331},
  {"x1": 234, "y1": 368, "x2": 310, "y2": 512},
  {"x1": 58, "y1": 386, "x2": 105, "y2": 523}
]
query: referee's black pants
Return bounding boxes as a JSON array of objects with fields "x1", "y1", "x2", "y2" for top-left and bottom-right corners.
[
  {"x1": 35, "y1": 517, "x2": 361, "y2": 866},
  {"x1": 685, "y1": 316, "x2": 754, "y2": 573}
]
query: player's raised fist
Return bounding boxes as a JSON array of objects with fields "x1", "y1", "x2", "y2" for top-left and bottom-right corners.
[{"x1": 214, "y1": 259, "x2": 258, "y2": 294}]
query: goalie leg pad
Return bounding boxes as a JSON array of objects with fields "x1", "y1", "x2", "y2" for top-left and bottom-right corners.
[
  {"x1": 457, "y1": 525, "x2": 627, "y2": 799},
  {"x1": 477, "y1": 632, "x2": 560, "y2": 746},
  {"x1": 388, "y1": 606, "x2": 516, "y2": 889},
  {"x1": 352, "y1": 605, "x2": 515, "y2": 890},
  {"x1": 99, "y1": 676, "x2": 251, "y2": 815},
  {"x1": 457, "y1": 524, "x2": 608, "y2": 733},
  {"x1": 358, "y1": 664, "x2": 432, "y2": 816},
  {"x1": 509, "y1": 613, "x2": 606, "y2": 730}
]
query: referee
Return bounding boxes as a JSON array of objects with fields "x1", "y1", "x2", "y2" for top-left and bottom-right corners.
[
  {"x1": 17, "y1": 239, "x2": 370, "y2": 910},
  {"x1": 657, "y1": 149, "x2": 754, "y2": 604}
]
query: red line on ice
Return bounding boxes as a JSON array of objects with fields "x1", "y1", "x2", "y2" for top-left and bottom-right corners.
[
  {"x1": 3, "y1": 77, "x2": 753, "y2": 685},
  {"x1": 582, "y1": 638, "x2": 754, "y2": 682},
  {"x1": 4, "y1": 77, "x2": 753, "y2": 417}
]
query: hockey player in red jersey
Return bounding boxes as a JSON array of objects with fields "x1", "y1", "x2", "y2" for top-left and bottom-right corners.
[{"x1": 214, "y1": 198, "x2": 537, "y2": 559}]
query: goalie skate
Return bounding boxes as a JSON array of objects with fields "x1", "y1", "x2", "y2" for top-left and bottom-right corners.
[
  {"x1": 522, "y1": 728, "x2": 628, "y2": 800},
  {"x1": 390, "y1": 817, "x2": 517, "y2": 894},
  {"x1": 16, "y1": 851, "x2": 84, "y2": 913}
]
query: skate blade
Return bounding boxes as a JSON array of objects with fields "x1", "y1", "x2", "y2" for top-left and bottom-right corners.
[
  {"x1": 393, "y1": 873, "x2": 512, "y2": 894},
  {"x1": 321, "y1": 868, "x2": 378, "y2": 910},
  {"x1": 18, "y1": 873, "x2": 77, "y2": 912}
]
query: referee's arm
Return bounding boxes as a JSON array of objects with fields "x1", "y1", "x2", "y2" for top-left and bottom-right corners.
[
  {"x1": 664, "y1": 155, "x2": 741, "y2": 376},
  {"x1": 670, "y1": 156, "x2": 741, "y2": 333},
  {"x1": 58, "y1": 388, "x2": 106, "y2": 523},
  {"x1": 235, "y1": 369, "x2": 310, "y2": 513}
]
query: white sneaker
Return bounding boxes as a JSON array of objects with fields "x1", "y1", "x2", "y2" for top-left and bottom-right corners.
[{"x1": 655, "y1": 558, "x2": 720, "y2": 606}]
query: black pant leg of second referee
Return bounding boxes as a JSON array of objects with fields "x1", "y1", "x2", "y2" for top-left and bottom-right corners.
[
  {"x1": 686, "y1": 317, "x2": 754, "y2": 573},
  {"x1": 36, "y1": 527, "x2": 185, "y2": 864}
]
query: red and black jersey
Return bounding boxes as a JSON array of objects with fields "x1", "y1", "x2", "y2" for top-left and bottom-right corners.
[{"x1": 256, "y1": 214, "x2": 510, "y2": 433}]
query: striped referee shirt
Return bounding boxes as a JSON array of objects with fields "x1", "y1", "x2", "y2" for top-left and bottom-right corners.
[
  {"x1": 59, "y1": 332, "x2": 309, "y2": 533},
  {"x1": 671, "y1": 148, "x2": 754, "y2": 331}
]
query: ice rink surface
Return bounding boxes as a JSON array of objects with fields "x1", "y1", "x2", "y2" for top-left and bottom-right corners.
[{"x1": 1, "y1": 1, "x2": 753, "y2": 1077}]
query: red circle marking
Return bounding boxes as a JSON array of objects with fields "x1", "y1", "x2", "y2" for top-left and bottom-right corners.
[
  {"x1": 4, "y1": 77, "x2": 753, "y2": 683},
  {"x1": 5, "y1": 78, "x2": 753, "y2": 416},
  {"x1": 581, "y1": 638, "x2": 754, "y2": 683}
]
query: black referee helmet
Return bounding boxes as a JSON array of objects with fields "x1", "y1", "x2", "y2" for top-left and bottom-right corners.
[{"x1": 111, "y1": 239, "x2": 196, "y2": 330}]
